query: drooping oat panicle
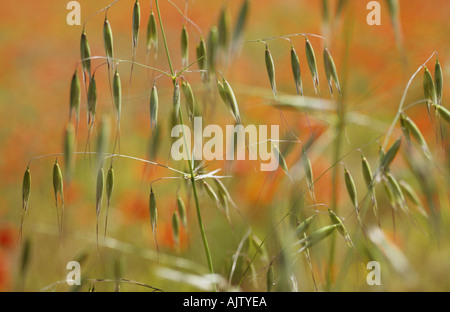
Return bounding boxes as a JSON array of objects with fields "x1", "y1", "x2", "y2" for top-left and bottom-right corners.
[
  {"x1": 80, "y1": 31, "x2": 91, "y2": 78},
  {"x1": 132, "y1": 0, "x2": 141, "y2": 49},
  {"x1": 64, "y1": 123, "x2": 75, "y2": 181},
  {"x1": 323, "y1": 47, "x2": 341, "y2": 95},
  {"x1": 290, "y1": 45, "x2": 303, "y2": 96},
  {"x1": 104, "y1": 165, "x2": 114, "y2": 237},
  {"x1": 232, "y1": 0, "x2": 249, "y2": 50},
  {"x1": 181, "y1": 80, "x2": 195, "y2": 119},
  {"x1": 146, "y1": 11, "x2": 158, "y2": 52},
  {"x1": 207, "y1": 27, "x2": 219, "y2": 76},
  {"x1": 69, "y1": 69, "x2": 81, "y2": 123},
  {"x1": 423, "y1": 66, "x2": 437, "y2": 108},
  {"x1": 103, "y1": 17, "x2": 114, "y2": 61},
  {"x1": 305, "y1": 37, "x2": 319, "y2": 94},
  {"x1": 113, "y1": 70, "x2": 122, "y2": 121},
  {"x1": 149, "y1": 188, "x2": 157, "y2": 236},
  {"x1": 435, "y1": 58, "x2": 443, "y2": 105},
  {"x1": 53, "y1": 160, "x2": 64, "y2": 205},
  {"x1": 265, "y1": 44, "x2": 277, "y2": 99},
  {"x1": 218, "y1": 7, "x2": 230, "y2": 51},
  {"x1": 150, "y1": 83, "x2": 158, "y2": 133},
  {"x1": 222, "y1": 78, "x2": 241, "y2": 123},
  {"x1": 213, "y1": 178, "x2": 236, "y2": 209},
  {"x1": 177, "y1": 196, "x2": 187, "y2": 228},
  {"x1": 328, "y1": 208, "x2": 356, "y2": 249},
  {"x1": 436, "y1": 105, "x2": 450, "y2": 124},
  {"x1": 181, "y1": 24, "x2": 189, "y2": 67},
  {"x1": 400, "y1": 114, "x2": 431, "y2": 159},
  {"x1": 87, "y1": 74, "x2": 97, "y2": 125},
  {"x1": 173, "y1": 80, "x2": 181, "y2": 118},
  {"x1": 22, "y1": 167, "x2": 31, "y2": 213},
  {"x1": 172, "y1": 212, "x2": 180, "y2": 246},
  {"x1": 302, "y1": 150, "x2": 315, "y2": 201},
  {"x1": 381, "y1": 138, "x2": 401, "y2": 172}
]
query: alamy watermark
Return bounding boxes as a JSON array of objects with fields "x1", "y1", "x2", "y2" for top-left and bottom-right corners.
[{"x1": 170, "y1": 117, "x2": 280, "y2": 172}]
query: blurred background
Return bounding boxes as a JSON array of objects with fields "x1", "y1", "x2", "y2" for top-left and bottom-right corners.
[{"x1": 0, "y1": 0, "x2": 449, "y2": 291}]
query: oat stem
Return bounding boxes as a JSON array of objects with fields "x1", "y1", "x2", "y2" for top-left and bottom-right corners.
[{"x1": 154, "y1": 0, "x2": 217, "y2": 292}]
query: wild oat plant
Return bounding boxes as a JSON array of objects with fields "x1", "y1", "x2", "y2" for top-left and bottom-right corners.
[{"x1": 18, "y1": 0, "x2": 450, "y2": 292}]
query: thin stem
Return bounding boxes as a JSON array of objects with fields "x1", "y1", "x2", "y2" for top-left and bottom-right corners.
[
  {"x1": 166, "y1": 0, "x2": 202, "y2": 35},
  {"x1": 83, "y1": 0, "x2": 121, "y2": 29},
  {"x1": 155, "y1": 0, "x2": 175, "y2": 76},
  {"x1": 382, "y1": 51, "x2": 437, "y2": 150},
  {"x1": 154, "y1": 0, "x2": 217, "y2": 292}
]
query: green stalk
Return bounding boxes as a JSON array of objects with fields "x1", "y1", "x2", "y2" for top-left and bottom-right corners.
[{"x1": 154, "y1": 0, "x2": 217, "y2": 292}]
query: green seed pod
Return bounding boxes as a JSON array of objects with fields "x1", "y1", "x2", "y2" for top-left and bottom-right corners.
[
  {"x1": 177, "y1": 196, "x2": 187, "y2": 228},
  {"x1": 22, "y1": 167, "x2": 31, "y2": 212},
  {"x1": 149, "y1": 188, "x2": 157, "y2": 234},
  {"x1": 232, "y1": 0, "x2": 249, "y2": 45},
  {"x1": 172, "y1": 212, "x2": 180, "y2": 245},
  {"x1": 323, "y1": 47, "x2": 340, "y2": 95},
  {"x1": 385, "y1": 172, "x2": 405, "y2": 208},
  {"x1": 96, "y1": 167, "x2": 104, "y2": 216},
  {"x1": 53, "y1": 160, "x2": 64, "y2": 204},
  {"x1": 207, "y1": 27, "x2": 219, "y2": 75},
  {"x1": 290, "y1": 45, "x2": 303, "y2": 96},
  {"x1": 273, "y1": 144, "x2": 288, "y2": 175},
  {"x1": 70, "y1": 69, "x2": 81, "y2": 122},
  {"x1": 113, "y1": 70, "x2": 122, "y2": 121},
  {"x1": 302, "y1": 150, "x2": 314, "y2": 200},
  {"x1": 218, "y1": 7, "x2": 229, "y2": 50},
  {"x1": 222, "y1": 78, "x2": 241, "y2": 123},
  {"x1": 196, "y1": 37, "x2": 207, "y2": 71},
  {"x1": 435, "y1": 58, "x2": 443, "y2": 105},
  {"x1": 381, "y1": 138, "x2": 401, "y2": 171},
  {"x1": 361, "y1": 154, "x2": 373, "y2": 189},
  {"x1": 266, "y1": 265, "x2": 274, "y2": 292},
  {"x1": 173, "y1": 81, "x2": 181, "y2": 118},
  {"x1": 344, "y1": 167, "x2": 357, "y2": 209},
  {"x1": 146, "y1": 11, "x2": 157, "y2": 51},
  {"x1": 87, "y1": 75, "x2": 97, "y2": 122},
  {"x1": 399, "y1": 180, "x2": 426, "y2": 216},
  {"x1": 132, "y1": 0, "x2": 141, "y2": 48},
  {"x1": 181, "y1": 24, "x2": 189, "y2": 67},
  {"x1": 64, "y1": 123, "x2": 75, "y2": 179},
  {"x1": 181, "y1": 80, "x2": 195, "y2": 119},
  {"x1": 294, "y1": 214, "x2": 316, "y2": 236},
  {"x1": 300, "y1": 224, "x2": 338, "y2": 250},
  {"x1": 106, "y1": 165, "x2": 114, "y2": 207},
  {"x1": 305, "y1": 37, "x2": 319, "y2": 94},
  {"x1": 217, "y1": 80, "x2": 228, "y2": 103},
  {"x1": 103, "y1": 17, "x2": 114, "y2": 60},
  {"x1": 203, "y1": 181, "x2": 219, "y2": 204},
  {"x1": 96, "y1": 116, "x2": 111, "y2": 168},
  {"x1": 423, "y1": 66, "x2": 437, "y2": 106},
  {"x1": 80, "y1": 31, "x2": 91, "y2": 77},
  {"x1": 150, "y1": 83, "x2": 158, "y2": 132},
  {"x1": 400, "y1": 114, "x2": 431, "y2": 159},
  {"x1": 265, "y1": 44, "x2": 277, "y2": 99},
  {"x1": 436, "y1": 105, "x2": 450, "y2": 124}
]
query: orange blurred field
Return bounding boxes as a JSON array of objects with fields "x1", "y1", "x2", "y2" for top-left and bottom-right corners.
[{"x1": 0, "y1": 0, "x2": 449, "y2": 292}]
